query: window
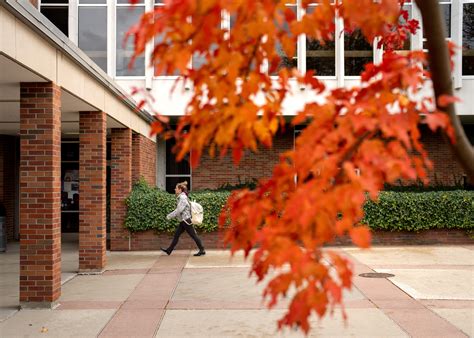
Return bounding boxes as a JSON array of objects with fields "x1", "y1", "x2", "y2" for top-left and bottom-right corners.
[
  {"x1": 399, "y1": 3, "x2": 413, "y2": 51},
  {"x1": 78, "y1": 0, "x2": 107, "y2": 72},
  {"x1": 272, "y1": 3, "x2": 297, "y2": 75},
  {"x1": 344, "y1": 29, "x2": 373, "y2": 76},
  {"x1": 154, "y1": 0, "x2": 180, "y2": 76},
  {"x1": 305, "y1": 5, "x2": 335, "y2": 76},
  {"x1": 116, "y1": 0, "x2": 145, "y2": 76},
  {"x1": 423, "y1": 1, "x2": 451, "y2": 49},
  {"x1": 463, "y1": 3, "x2": 474, "y2": 75},
  {"x1": 40, "y1": 0, "x2": 69, "y2": 37},
  {"x1": 165, "y1": 138, "x2": 191, "y2": 193}
]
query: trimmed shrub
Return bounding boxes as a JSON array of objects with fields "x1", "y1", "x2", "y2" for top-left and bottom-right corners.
[
  {"x1": 125, "y1": 179, "x2": 229, "y2": 233},
  {"x1": 363, "y1": 190, "x2": 474, "y2": 231},
  {"x1": 125, "y1": 180, "x2": 473, "y2": 233}
]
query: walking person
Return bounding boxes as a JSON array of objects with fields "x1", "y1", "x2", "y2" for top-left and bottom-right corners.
[{"x1": 161, "y1": 181, "x2": 206, "y2": 256}]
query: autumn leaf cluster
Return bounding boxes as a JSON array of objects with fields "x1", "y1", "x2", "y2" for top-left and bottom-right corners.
[{"x1": 129, "y1": 0, "x2": 454, "y2": 333}]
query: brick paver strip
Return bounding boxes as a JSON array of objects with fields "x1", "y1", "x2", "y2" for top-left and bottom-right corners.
[
  {"x1": 56, "y1": 301, "x2": 123, "y2": 310},
  {"x1": 421, "y1": 299, "x2": 474, "y2": 309},
  {"x1": 99, "y1": 254, "x2": 188, "y2": 337},
  {"x1": 370, "y1": 264, "x2": 473, "y2": 270},
  {"x1": 348, "y1": 253, "x2": 468, "y2": 338},
  {"x1": 102, "y1": 269, "x2": 150, "y2": 275},
  {"x1": 166, "y1": 298, "x2": 375, "y2": 310}
]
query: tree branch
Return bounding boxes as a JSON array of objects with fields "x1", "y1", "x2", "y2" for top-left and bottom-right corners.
[{"x1": 415, "y1": 0, "x2": 474, "y2": 183}]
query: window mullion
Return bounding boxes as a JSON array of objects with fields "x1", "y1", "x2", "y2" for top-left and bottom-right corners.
[
  {"x1": 374, "y1": 37, "x2": 382, "y2": 65},
  {"x1": 145, "y1": 0, "x2": 153, "y2": 89},
  {"x1": 109, "y1": 0, "x2": 115, "y2": 77},
  {"x1": 297, "y1": 0, "x2": 305, "y2": 74},
  {"x1": 70, "y1": 0, "x2": 78, "y2": 45},
  {"x1": 412, "y1": 4, "x2": 423, "y2": 50},
  {"x1": 453, "y1": 0, "x2": 462, "y2": 87},
  {"x1": 336, "y1": 16, "x2": 344, "y2": 86}
]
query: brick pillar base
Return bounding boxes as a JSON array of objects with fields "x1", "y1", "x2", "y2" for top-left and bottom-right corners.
[
  {"x1": 79, "y1": 111, "x2": 106, "y2": 272},
  {"x1": 19, "y1": 82, "x2": 61, "y2": 307},
  {"x1": 132, "y1": 134, "x2": 157, "y2": 187},
  {"x1": 110, "y1": 128, "x2": 132, "y2": 251}
]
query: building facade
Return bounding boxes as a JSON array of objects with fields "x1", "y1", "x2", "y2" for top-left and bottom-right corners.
[
  {"x1": 0, "y1": 0, "x2": 473, "y2": 306},
  {"x1": 31, "y1": 0, "x2": 474, "y2": 192}
]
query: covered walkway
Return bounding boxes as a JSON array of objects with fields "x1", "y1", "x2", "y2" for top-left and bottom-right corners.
[{"x1": 0, "y1": 0, "x2": 157, "y2": 308}]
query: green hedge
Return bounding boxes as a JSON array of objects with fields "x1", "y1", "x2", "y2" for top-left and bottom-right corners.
[
  {"x1": 125, "y1": 180, "x2": 474, "y2": 233},
  {"x1": 362, "y1": 190, "x2": 473, "y2": 231},
  {"x1": 125, "y1": 179, "x2": 230, "y2": 233}
]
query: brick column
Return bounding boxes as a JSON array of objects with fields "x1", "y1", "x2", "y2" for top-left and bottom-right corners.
[
  {"x1": 132, "y1": 133, "x2": 157, "y2": 187},
  {"x1": 110, "y1": 128, "x2": 132, "y2": 251},
  {"x1": 79, "y1": 111, "x2": 106, "y2": 272},
  {"x1": 19, "y1": 82, "x2": 61, "y2": 307}
]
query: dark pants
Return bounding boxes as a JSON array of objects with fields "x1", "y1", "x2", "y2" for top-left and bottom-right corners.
[{"x1": 167, "y1": 220, "x2": 205, "y2": 252}]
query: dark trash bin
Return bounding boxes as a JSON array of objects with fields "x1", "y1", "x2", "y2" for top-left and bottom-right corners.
[{"x1": 0, "y1": 204, "x2": 6, "y2": 252}]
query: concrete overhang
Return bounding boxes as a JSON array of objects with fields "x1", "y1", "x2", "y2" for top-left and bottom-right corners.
[{"x1": 0, "y1": 0, "x2": 155, "y2": 140}]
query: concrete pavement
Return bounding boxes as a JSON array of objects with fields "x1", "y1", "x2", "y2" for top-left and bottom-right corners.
[{"x1": 0, "y1": 244, "x2": 472, "y2": 337}]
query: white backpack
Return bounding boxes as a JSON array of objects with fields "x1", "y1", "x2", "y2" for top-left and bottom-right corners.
[{"x1": 189, "y1": 199, "x2": 204, "y2": 225}]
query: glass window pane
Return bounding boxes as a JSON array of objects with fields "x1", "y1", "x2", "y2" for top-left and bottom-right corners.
[
  {"x1": 61, "y1": 164, "x2": 79, "y2": 211},
  {"x1": 41, "y1": 7, "x2": 69, "y2": 36},
  {"x1": 154, "y1": 32, "x2": 180, "y2": 76},
  {"x1": 166, "y1": 176, "x2": 191, "y2": 193},
  {"x1": 344, "y1": 29, "x2": 373, "y2": 76},
  {"x1": 79, "y1": 0, "x2": 106, "y2": 4},
  {"x1": 166, "y1": 139, "x2": 191, "y2": 175},
  {"x1": 79, "y1": 7, "x2": 107, "y2": 73},
  {"x1": 41, "y1": 0, "x2": 68, "y2": 3},
  {"x1": 423, "y1": 3, "x2": 451, "y2": 39},
  {"x1": 117, "y1": 0, "x2": 144, "y2": 3},
  {"x1": 441, "y1": 3, "x2": 451, "y2": 37},
  {"x1": 306, "y1": 6, "x2": 335, "y2": 76},
  {"x1": 400, "y1": 5, "x2": 412, "y2": 50},
  {"x1": 192, "y1": 43, "x2": 218, "y2": 70},
  {"x1": 272, "y1": 5, "x2": 297, "y2": 75},
  {"x1": 463, "y1": 3, "x2": 474, "y2": 75},
  {"x1": 116, "y1": 7, "x2": 145, "y2": 76},
  {"x1": 61, "y1": 142, "x2": 79, "y2": 161}
]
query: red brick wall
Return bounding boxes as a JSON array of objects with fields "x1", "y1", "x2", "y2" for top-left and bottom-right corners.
[
  {"x1": 110, "y1": 128, "x2": 132, "y2": 251},
  {"x1": 0, "y1": 135, "x2": 16, "y2": 241},
  {"x1": 132, "y1": 134, "x2": 157, "y2": 187},
  {"x1": 190, "y1": 126, "x2": 466, "y2": 189},
  {"x1": 19, "y1": 82, "x2": 62, "y2": 304},
  {"x1": 122, "y1": 229, "x2": 472, "y2": 251},
  {"x1": 79, "y1": 111, "x2": 107, "y2": 271},
  {"x1": 193, "y1": 129, "x2": 294, "y2": 190},
  {"x1": 421, "y1": 128, "x2": 466, "y2": 186}
]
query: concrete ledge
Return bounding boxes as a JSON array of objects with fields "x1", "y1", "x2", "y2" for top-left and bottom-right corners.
[
  {"x1": 0, "y1": 0, "x2": 154, "y2": 125},
  {"x1": 20, "y1": 301, "x2": 59, "y2": 310},
  {"x1": 111, "y1": 229, "x2": 473, "y2": 251},
  {"x1": 78, "y1": 270, "x2": 105, "y2": 275}
]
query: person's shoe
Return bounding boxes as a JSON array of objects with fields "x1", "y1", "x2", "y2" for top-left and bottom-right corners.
[
  {"x1": 160, "y1": 247, "x2": 171, "y2": 256},
  {"x1": 193, "y1": 251, "x2": 206, "y2": 256}
]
